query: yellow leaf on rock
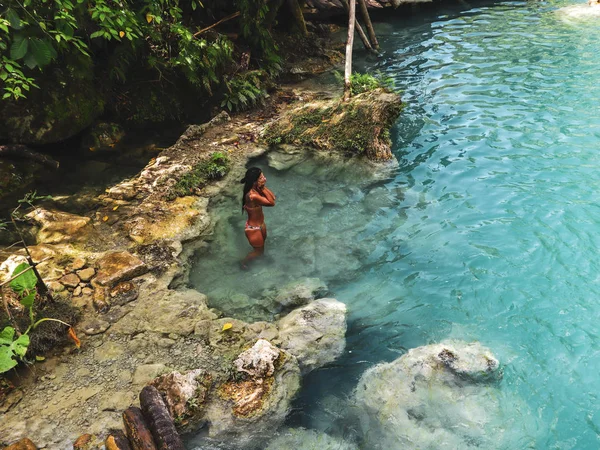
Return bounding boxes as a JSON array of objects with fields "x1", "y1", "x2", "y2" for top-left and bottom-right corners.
[
  {"x1": 112, "y1": 205, "x2": 119, "y2": 211},
  {"x1": 103, "y1": 216, "x2": 109, "y2": 222},
  {"x1": 146, "y1": 13, "x2": 153, "y2": 23},
  {"x1": 222, "y1": 323, "x2": 233, "y2": 331},
  {"x1": 119, "y1": 31, "x2": 125, "y2": 38}
]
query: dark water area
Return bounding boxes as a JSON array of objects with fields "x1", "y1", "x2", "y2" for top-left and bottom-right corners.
[{"x1": 0, "y1": 126, "x2": 183, "y2": 245}]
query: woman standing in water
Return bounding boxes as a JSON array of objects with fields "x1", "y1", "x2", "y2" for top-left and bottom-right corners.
[{"x1": 240, "y1": 167, "x2": 276, "y2": 267}]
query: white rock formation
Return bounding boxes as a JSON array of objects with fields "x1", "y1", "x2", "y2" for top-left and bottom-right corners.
[
  {"x1": 354, "y1": 340, "x2": 504, "y2": 449},
  {"x1": 278, "y1": 298, "x2": 347, "y2": 374}
]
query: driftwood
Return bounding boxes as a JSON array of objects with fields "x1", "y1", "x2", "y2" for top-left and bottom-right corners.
[
  {"x1": 340, "y1": 0, "x2": 375, "y2": 53},
  {"x1": 358, "y1": 0, "x2": 379, "y2": 50},
  {"x1": 123, "y1": 407, "x2": 158, "y2": 450},
  {"x1": 193, "y1": 11, "x2": 240, "y2": 36},
  {"x1": 0, "y1": 145, "x2": 59, "y2": 170},
  {"x1": 344, "y1": 0, "x2": 356, "y2": 101},
  {"x1": 139, "y1": 386, "x2": 185, "y2": 450},
  {"x1": 105, "y1": 430, "x2": 132, "y2": 450}
]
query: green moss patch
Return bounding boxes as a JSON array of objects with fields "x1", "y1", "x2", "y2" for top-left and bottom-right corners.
[
  {"x1": 167, "y1": 152, "x2": 231, "y2": 199},
  {"x1": 262, "y1": 88, "x2": 402, "y2": 161}
]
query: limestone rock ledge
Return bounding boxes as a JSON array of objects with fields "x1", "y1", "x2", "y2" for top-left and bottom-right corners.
[
  {"x1": 278, "y1": 298, "x2": 347, "y2": 375},
  {"x1": 262, "y1": 88, "x2": 402, "y2": 161}
]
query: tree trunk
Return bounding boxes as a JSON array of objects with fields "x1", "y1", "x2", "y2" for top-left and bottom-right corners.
[
  {"x1": 344, "y1": 0, "x2": 356, "y2": 102},
  {"x1": 0, "y1": 144, "x2": 59, "y2": 170},
  {"x1": 123, "y1": 407, "x2": 158, "y2": 450},
  {"x1": 357, "y1": 0, "x2": 379, "y2": 50},
  {"x1": 266, "y1": 0, "x2": 286, "y2": 29},
  {"x1": 287, "y1": 0, "x2": 308, "y2": 36},
  {"x1": 105, "y1": 430, "x2": 132, "y2": 450},
  {"x1": 139, "y1": 386, "x2": 185, "y2": 450},
  {"x1": 339, "y1": 0, "x2": 373, "y2": 52}
]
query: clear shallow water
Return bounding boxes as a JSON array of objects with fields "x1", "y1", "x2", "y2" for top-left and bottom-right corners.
[{"x1": 190, "y1": 1, "x2": 600, "y2": 448}]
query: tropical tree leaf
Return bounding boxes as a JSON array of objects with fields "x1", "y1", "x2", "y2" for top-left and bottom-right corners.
[
  {"x1": 0, "y1": 345, "x2": 18, "y2": 373},
  {"x1": 10, "y1": 263, "x2": 37, "y2": 294},
  {"x1": 20, "y1": 292, "x2": 35, "y2": 308},
  {"x1": 28, "y1": 38, "x2": 53, "y2": 67},
  {"x1": 5, "y1": 9, "x2": 23, "y2": 30},
  {"x1": 11, "y1": 334, "x2": 29, "y2": 358},
  {"x1": 0, "y1": 327, "x2": 15, "y2": 346},
  {"x1": 10, "y1": 35, "x2": 28, "y2": 60}
]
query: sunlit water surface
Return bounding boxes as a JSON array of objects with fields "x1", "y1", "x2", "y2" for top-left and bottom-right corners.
[{"x1": 189, "y1": 1, "x2": 600, "y2": 448}]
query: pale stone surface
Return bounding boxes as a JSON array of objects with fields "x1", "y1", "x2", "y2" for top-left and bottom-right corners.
[
  {"x1": 133, "y1": 363, "x2": 169, "y2": 386},
  {"x1": 234, "y1": 339, "x2": 281, "y2": 378},
  {"x1": 111, "y1": 288, "x2": 215, "y2": 336},
  {"x1": 77, "y1": 267, "x2": 96, "y2": 282},
  {"x1": 265, "y1": 277, "x2": 328, "y2": 310},
  {"x1": 267, "y1": 149, "x2": 307, "y2": 171},
  {"x1": 60, "y1": 273, "x2": 81, "y2": 288},
  {"x1": 354, "y1": 341, "x2": 503, "y2": 449},
  {"x1": 70, "y1": 257, "x2": 87, "y2": 271},
  {"x1": 25, "y1": 208, "x2": 91, "y2": 244},
  {"x1": 278, "y1": 298, "x2": 347, "y2": 374},
  {"x1": 94, "y1": 251, "x2": 147, "y2": 287}
]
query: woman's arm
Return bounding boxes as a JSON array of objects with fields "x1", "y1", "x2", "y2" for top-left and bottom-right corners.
[
  {"x1": 260, "y1": 187, "x2": 276, "y2": 204},
  {"x1": 250, "y1": 188, "x2": 276, "y2": 206}
]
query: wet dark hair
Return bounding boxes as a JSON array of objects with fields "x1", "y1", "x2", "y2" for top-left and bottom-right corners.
[{"x1": 240, "y1": 167, "x2": 262, "y2": 212}]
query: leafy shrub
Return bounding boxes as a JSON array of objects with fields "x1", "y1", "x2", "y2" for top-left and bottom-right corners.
[
  {"x1": 334, "y1": 71, "x2": 396, "y2": 96},
  {"x1": 1, "y1": 263, "x2": 79, "y2": 373},
  {"x1": 0, "y1": 0, "x2": 277, "y2": 102},
  {"x1": 221, "y1": 71, "x2": 268, "y2": 112}
]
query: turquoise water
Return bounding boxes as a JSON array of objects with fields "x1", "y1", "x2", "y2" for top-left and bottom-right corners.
[{"x1": 190, "y1": 1, "x2": 600, "y2": 448}]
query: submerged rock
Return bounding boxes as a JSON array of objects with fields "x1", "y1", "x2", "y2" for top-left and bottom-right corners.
[
  {"x1": 81, "y1": 122, "x2": 125, "y2": 153},
  {"x1": 354, "y1": 341, "x2": 503, "y2": 449},
  {"x1": 263, "y1": 277, "x2": 328, "y2": 310},
  {"x1": 278, "y1": 298, "x2": 347, "y2": 374},
  {"x1": 267, "y1": 148, "x2": 307, "y2": 171},
  {"x1": 265, "y1": 428, "x2": 358, "y2": 450}
]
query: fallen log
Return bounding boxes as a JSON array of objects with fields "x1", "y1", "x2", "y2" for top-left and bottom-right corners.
[
  {"x1": 123, "y1": 407, "x2": 158, "y2": 450},
  {"x1": 0, "y1": 145, "x2": 59, "y2": 170},
  {"x1": 139, "y1": 386, "x2": 185, "y2": 450},
  {"x1": 105, "y1": 430, "x2": 132, "y2": 450}
]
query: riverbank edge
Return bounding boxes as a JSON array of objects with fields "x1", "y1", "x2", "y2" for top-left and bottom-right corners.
[{"x1": 0, "y1": 39, "x2": 402, "y2": 447}]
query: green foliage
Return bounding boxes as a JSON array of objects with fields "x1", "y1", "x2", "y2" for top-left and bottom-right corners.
[
  {"x1": 334, "y1": 71, "x2": 396, "y2": 97},
  {"x1": 0, "y1": 1, "x2": 237, "y2": 101},
  {"x1": 221, "y1": 70, "x2": 267, "y2": 112},
  {"x1": 0, "y1": 327, "x2": 29, "y2": 373},
  {"x1": 169, "y1": 151, "x2": 231, "y2": 198},
  {"x1": 237, "y1": 0, "x2": 281, "y2": 75}
]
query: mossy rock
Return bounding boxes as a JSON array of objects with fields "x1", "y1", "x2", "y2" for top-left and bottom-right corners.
[
  {"x1": 0, "y1": 63, "x2": 104, "y2": 145},
  {"x1": 262, "y1": 88, "x2": 402, "y2": 161}
]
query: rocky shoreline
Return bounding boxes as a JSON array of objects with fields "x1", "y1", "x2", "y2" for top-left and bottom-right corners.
[{"x1": 0, "y1": 72, "x2": 401, "y2": 448}]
